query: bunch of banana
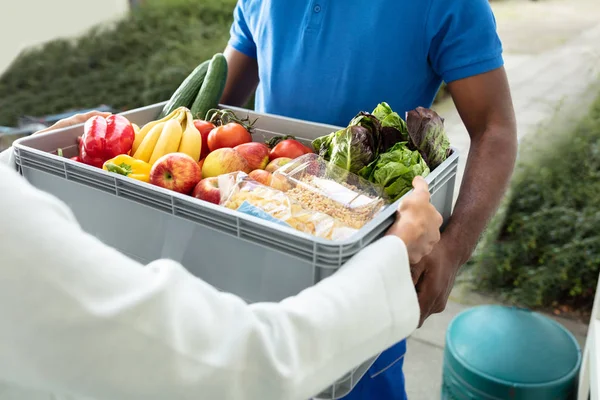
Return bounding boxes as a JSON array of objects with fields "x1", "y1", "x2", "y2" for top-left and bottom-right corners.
[{"x1": 132, "y1": 107, "x2": 202, "y2": 164}]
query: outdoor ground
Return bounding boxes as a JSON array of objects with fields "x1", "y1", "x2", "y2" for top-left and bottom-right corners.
[{"x1": 405, "y1": 0, "x2": 600, "y2": 398}]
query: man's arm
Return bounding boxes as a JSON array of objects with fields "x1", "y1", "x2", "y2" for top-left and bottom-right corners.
[
  {"x1": 220, "y1": 45, "x2": 259, "y2": 107},
  {"x1": 0, "y1": 162, "x2": 422, "y2": 400},
  {"x1": 412, "y1": 67, "x2": 517, "y2": 325},
  {"x1": 445, "y1": 67, "x2": 517, "y2": 263}
]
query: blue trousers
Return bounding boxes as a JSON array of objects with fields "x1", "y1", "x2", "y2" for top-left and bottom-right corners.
[{"x1": 340, "y1": 340, "x2": 408, "y2": 400}]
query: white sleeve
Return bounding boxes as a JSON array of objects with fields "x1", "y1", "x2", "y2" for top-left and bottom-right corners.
[
  {"x1": 0, "y1": 163, "x2": 419, "y2": 400},
  {"x1": 0, "y1": 147, "x2": 15, "y2": 167}
]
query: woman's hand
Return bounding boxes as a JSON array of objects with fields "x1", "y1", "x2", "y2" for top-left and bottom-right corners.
[
  {"x1": 386, "y1": 176, "x2": 443, "y2": 264},
  {"x1": 35, "y1": 111, "x2": 112, "y2": 135}
]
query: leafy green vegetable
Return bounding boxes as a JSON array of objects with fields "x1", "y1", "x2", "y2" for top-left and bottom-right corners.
[
  {"x1": 359, "y1": 142, "x2": 430, "y2": 202},
  {"x1": 372, "y1": 102, "x2": 408, "y2": 153},
  {"x1": 312, "y1": 113, "x2": 380, "y2": 174},
  {"x1": 406, "y1": 107, "x2": 451, "y2": 170}
]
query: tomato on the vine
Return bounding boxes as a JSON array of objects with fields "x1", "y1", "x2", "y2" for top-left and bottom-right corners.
[
  {"x1": 207, "y1": 122, "x2": 252, "y2": 152},
  {"x1": 269, "y1": 138, "x2": 313, "y2": 161},
  {"x1": 193, "y1": 120, "x2": 216, "y2": 159}
]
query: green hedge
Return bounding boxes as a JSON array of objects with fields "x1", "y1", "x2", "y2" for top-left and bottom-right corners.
[
  {"x1": 470, "y1": 91, "x2": 600, "y2": 312},
  {"x1": 0, "y1": 0, "x2": 236, "y2": 126}
]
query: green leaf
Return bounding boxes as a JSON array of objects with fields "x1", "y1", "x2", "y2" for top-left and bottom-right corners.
[{"x1": 361, "y1": 142, "x2": 430, "y2": 202}]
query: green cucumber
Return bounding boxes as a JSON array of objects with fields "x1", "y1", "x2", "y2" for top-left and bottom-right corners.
[
  {"x1": 158, "y1": 59, "x2": 210, "y2": 118},
  {"x1": 190, "y1": 53, "x2": 228, "y2": 120}
]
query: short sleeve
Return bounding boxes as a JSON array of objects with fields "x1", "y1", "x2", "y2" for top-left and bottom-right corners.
[
  {"x1": 425, "y1": 0, "x2": 504, "y2": 83},
  {"x1": 228, "y1": 0, "x2": 257, "y2": 59}
]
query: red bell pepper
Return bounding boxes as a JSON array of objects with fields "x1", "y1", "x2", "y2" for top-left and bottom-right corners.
[{"x1": 78, "y1": 114, "x2": 135, "y2": 168}]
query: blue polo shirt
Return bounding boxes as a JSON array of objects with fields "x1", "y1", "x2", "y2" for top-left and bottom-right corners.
[
  {"x1": 229, "y1": 0, "x2": 503, "y2": 128},
  {"x1": 228, "y1": 0, "x2": 503, "y2": 398}
]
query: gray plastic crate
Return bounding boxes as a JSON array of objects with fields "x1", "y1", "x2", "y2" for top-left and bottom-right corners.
[{"x1": 13, "y1": 102, "x2": 459, "y2": 399}]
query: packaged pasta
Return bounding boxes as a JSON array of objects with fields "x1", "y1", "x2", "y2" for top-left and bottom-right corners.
[
  {"x1": 219, "y1": 172, "x2": 359, "y2": 241},
  {"x1": 273, "y1": 153, "x2": 389, "y2": 229}
]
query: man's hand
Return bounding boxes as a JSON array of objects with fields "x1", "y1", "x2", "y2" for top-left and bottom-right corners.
[
  {"x1": 386, "y1": 176, "x2": 443, "y2": 264},
  {"x1": 413, "y1": 67, "x2": 517, "y2": 327},
  {"x1": 34, "y1": 111, "x2": 111, "y2": 135},
  {"x1": 410, "y1": 236, "x2": 459, "y2": 327}
]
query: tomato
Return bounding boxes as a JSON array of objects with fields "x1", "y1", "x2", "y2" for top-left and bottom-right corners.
[
  {"x1": 303, "y1": 143, "x2": 315, "y2": 154},
  {"x1": 269, "y1": 139, "x2": 313, "y2": 161},
  {"x1": 194, "y1": 120, "x2": 216, "y2": 159},
  {"x1": 207, "y1": 122, "x2": 252, "y2": 152}
]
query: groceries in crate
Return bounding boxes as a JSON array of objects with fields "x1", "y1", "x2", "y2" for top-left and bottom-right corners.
[
  {"x1": 234, "y1": 142, "x2": 270, "y2": 171},
  {"x1": 248, "y1": 169, "x2": 291, "y2": 192},
  {"x1": 205, "y1": 109, "x2": 253, "y2": 151},
  {"x1": 159, "y1": 53, "x2": 228, "y2": 120},
  {"x1": 202, "y1": 147, "x2": 251, "y2": 178},
  {"x1": 273, "y1": 154, "x2": 388, "y2": 230},
  {"x1": 149, "y1": 152, "x2": 202, "y2": 194},
  {"x1": 224, "y1": 181, "x2": 357, "y2": 241},
  {"x1": 78, "y1": 114, "x2": 135, "y2": 168},
  {"x1": 102, "y1": 155, "x2": 151, "y2": 183},
  {"x1": 313, "y1": 102, "x2": 451, "y2": 202},
  {"x1": 132, "y1": 107, "x2": 201, "y2": 163},
  {"x1": 359, "y1": 142, "x2": 431, "y2": 202},
  {"x1": 217, "y1": 170, "x2": 383, "y2": 241},
  {"x1": 265, "y1": 157, "x2": 292, "y2": 172},
  {"x1": 405, "y1": 106, "x2": 452, "y2": 170},
  {"x1": 48, "y1": 80, "x2": 450, "y2": 240},
  {"x1": 267, "y1": 136, "x2": 314, "y2": 160},
  {"x1": 193, "y1": 119, "x2": 215, "y2": 160}
]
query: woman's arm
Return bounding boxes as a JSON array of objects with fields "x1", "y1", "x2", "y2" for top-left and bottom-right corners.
[
  {"x1": 0, "y1": 163, "x2": 420, "y2": 400},
  {"x1": 0, "y1": 147, "x2": 13, "y2": 166}
]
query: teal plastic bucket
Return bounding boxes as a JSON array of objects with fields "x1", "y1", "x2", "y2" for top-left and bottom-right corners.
[{"x1": 441, "y1": 305, "x2": 582, "y2": 400}]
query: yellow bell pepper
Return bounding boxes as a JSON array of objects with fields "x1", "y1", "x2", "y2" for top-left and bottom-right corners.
[{"x1": 103, "y1": 154, "x2": 151, "y2": 183}]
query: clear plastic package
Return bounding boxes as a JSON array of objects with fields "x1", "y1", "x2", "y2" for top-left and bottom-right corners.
[
  {"x1": 218, "y1": 172, "x2": 359, "y2": 241},
  {"x1": 272, "y1": 153, "x2": 389, "y2": 229}
]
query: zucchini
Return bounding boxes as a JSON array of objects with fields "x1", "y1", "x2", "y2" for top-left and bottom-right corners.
[
  {"x1": 190, "y1": 53, "x2": 228, "y2": 120},
  {"x1": 158, "y1": 59, "x2": 210, "y2": 118}
]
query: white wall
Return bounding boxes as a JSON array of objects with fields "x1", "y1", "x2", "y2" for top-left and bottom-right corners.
[{"x1": 0, "y1": 0, "x2": 129, "y2": 74}]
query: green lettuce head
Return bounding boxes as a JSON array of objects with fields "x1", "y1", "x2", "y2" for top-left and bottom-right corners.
[
  {"x1": 372, "y1": 102, "x2": 408, "y2": 153},
  {"x1": 359, "y1": 142, "x2": 430, "y2": 202},
  {"x1": 312, "y1": 113, "x2": 380, "y2": 174}
]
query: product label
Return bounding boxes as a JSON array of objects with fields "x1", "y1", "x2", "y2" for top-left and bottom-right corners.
[{"x1": 237, "y1": 201, "x2": 292, "y2": 228}]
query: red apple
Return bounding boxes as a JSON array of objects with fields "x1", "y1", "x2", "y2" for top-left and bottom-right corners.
[
  {"x1": 202, "y1": 148, "x2": 251, "y2": 178},
  {"x1": 198, "y1": 158, "x2": 205, "y2": 171},
  {"x1": 249, "y1": 169, "x2": 272, "y2": 186},
  {"x1": 265, "y1": 157, "x2": 292, "y2": 173},
  {"x1": 234, "y1": 142, "x2": 270, "y2": 171},
  {"x1": 150, "y1": 152, "x2": 202, "y2": 194},
  {"x1": 192, "y1": 177, "x2": 221, "y2": 205}
]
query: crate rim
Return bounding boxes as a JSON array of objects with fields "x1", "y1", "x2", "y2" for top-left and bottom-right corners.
[{"x1": 13, "y1": 103, "x2": 459, "y2": 249}]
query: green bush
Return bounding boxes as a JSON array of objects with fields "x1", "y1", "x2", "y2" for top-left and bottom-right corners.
[
  {"x1": 470, "y1": 92, "x2": 600, "y2": 312},
  {"x1": 0, "y1": 0, "x2": 236, "y2": 126}
]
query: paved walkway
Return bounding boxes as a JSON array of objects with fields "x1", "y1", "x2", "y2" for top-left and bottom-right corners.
[{"x1": 406, "y1": 16, "x2": 600, "y2": 400}]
